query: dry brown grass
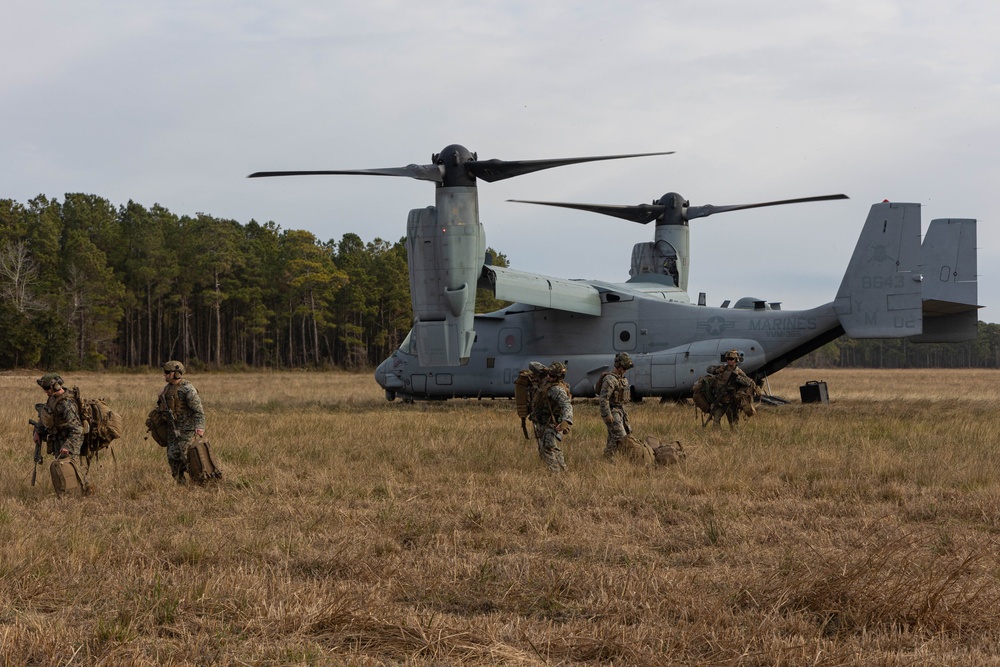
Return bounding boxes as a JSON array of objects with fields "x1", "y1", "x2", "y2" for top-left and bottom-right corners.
[{"x1": 2, "y1": 368, "x2": 1000, "y2": 665}]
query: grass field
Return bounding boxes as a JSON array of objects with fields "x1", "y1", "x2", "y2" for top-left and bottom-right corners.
[{"x1": 2, "y1": 368, "x2": 1000, "y2": 665}]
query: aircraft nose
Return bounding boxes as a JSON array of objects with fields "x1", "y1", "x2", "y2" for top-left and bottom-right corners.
[{"x1": 375, "y1": 356, "x2": 405, "y2": 391}]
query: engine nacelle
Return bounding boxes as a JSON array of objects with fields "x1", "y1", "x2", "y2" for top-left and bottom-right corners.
[{"x1": 405, "y1": 187, "x2": 485, "y2": 366}]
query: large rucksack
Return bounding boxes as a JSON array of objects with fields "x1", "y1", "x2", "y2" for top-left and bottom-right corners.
[
  {"x1": 736, "y1": 382, "x2": 763, "y2": 417},
  {"x1": 691, "y1": 375, "x2": 713, "y2": 414},
  {"x1": 513, "y1": 369, "x2": 534, "y2": 419},
  {"x1": 69, "y1": 387, "x2": 124, "y2": 463},
  {"x1": 145, "y1": 407, "x2": 169, "y2": 447},
  {"x1": 594, "y1": 371, "x2": 611, "y2": 395}
]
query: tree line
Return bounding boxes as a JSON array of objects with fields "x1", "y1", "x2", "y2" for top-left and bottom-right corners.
[
  {"x1": 0, "y1": 193, "x2": 994, "y2": 371},
  {"x1": 0, "y1": 194, "x2": 428, "y2": 370},
  {"x1": 794, "y1": 325, "x2": 1000, "y2": 369}
]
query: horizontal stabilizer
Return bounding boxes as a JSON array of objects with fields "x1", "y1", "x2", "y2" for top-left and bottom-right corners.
[
  {"x1": 480, "y1": 265, "x2": 602, "y2": 315},
  {"x1": 834, "y1": 202, "x2": 923, "y2": 337},
  {"x1": 908, "y1": 308, "x2": 979, "y2": 343}
]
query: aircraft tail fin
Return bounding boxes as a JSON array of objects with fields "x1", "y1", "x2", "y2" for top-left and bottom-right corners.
[
  {"x1": 834, "y1": 202, "x2": 923, "y2": 338},
  {"x1": 908, "y1": 217, "x2": 980, "y2": 342}
]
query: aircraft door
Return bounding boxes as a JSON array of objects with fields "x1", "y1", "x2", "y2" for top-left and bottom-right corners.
[
  {"x1": 630, "y1": 353, "x2": 676, "y2": 396},
  {"x1": 651, "y1": 355, "x2": 677, "y2": 389},
  {"x1": 613, "y1": 322, "x2": 637, "y2": 352}
]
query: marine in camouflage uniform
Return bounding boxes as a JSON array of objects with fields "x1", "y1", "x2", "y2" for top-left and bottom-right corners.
[
  {"x1": 33, "y1": 373, "x2": 89, "y2": 493},
  {"x1": 600, "y1": 352, "x2": 634, "y2": 458},
  {"x1": 159, "y1": 360, "x2": 206, "y2": 483},
  {"x1": 707, "y1": 349, "x2": 754, "y2": 429},
  {"x1": 530, "y1": 361, "x2": 573, "y2": 473}
]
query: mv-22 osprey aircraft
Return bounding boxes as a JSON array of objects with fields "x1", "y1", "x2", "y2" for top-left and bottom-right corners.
[{"x1": 250, "y1": 145, "x2": 979, "y2": 401}]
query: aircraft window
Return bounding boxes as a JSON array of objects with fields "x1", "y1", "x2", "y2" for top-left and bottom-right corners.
[
  {"x1": 400, "y1": 330, "x2": 415, "y2": 354},
  {"x1": 619, "y1": 330, "x2": 631, "y2": 343}
]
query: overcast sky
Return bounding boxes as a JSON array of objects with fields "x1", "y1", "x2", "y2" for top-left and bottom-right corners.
[{"x1": 4, "y1": 0, "x2": 997, "y2": 319}]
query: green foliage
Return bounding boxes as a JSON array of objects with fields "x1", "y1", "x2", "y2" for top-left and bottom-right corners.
[
  {"x1": 0, "y1": 302, "x2": 43, "y2": 367},
  {"x1": 0, "y1": 195, "x2": 425, "y2": 370}
]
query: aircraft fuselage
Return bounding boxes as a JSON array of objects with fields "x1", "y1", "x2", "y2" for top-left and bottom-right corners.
[{"x1": 375, "y1": 292, "x2": 841, "y2": 401}]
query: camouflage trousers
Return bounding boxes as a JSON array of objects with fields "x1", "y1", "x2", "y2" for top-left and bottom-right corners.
[
  {"x1": 167, "y1": 432, "x2": 195, "y2": 482},
  {"x1": 710, "y1": 401, "x2": 740, "y2": 429},
  {"x1": 535, "y1": 426, "x2": 567, "y2": 473},
  {"x1": 602, "y1": 407, "x2": 630, "y2": 458}
]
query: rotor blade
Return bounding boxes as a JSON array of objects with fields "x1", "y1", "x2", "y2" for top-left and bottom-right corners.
[
  {"x1": 248, "y1": 164, "x2": 443, "y2": 183},
  {"x1": 508, "y1": 199, "x2": 666, "y2": 224},
  {"x1": 470, "y1": 151, "x2": 674, "y2": 183},
  {"x1": 686, "y1": 194, "x2": 849, "y2": 221}
]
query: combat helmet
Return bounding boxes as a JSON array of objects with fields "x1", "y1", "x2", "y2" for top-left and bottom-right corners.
[
  {"x1": 724, "y1": 349, "x2": 740, "y2": 362},
  {"x1": 548, "y1": 361, "x2": 567, "y2": 379},
  {"x1": 37, "y1": 373, "x2": 64, "y2": 390},
  {"x1": 163, "y1": 360, "x2": 186, "y2": 375},
  {"x1": 614, "y1": 352, "x2": 634, "y2": 370},
  {"x1": 528, "y1": 361, "x2": 548, "y2": 376}
]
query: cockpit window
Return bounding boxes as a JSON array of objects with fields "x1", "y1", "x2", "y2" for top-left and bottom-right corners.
[{"x1": 400, "y1": 330, "x2": 415, "y2": 354}]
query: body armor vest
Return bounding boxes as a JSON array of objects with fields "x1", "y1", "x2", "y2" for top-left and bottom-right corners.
[
  {"x1": 40, "y1": 392, "x2": 72, "y2": 430},
  {"x1": 161, "y1": 381, "x2": 184, "y2": 416},
  {"x1": 605, "y1": 373, "x2": 629, "y2": 406}
]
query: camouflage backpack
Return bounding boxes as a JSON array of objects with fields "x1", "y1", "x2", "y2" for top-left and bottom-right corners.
[
  {"x1": 647, "y1": 437, "x2": 686, "y2": 466},
  {"x1": 594, "y1": 371, "x2": 610, "y2": 395},
  {"x1": 145, "y1": 406, "x2": 169, "y2": 447},
  {"x1": 610, "y1": 434, "x2": 655, "y2": 465},
  {"x1": 736, "y1": 383, "x2": 763, "y2": 417},
  {"x1": 70, "y1": 387, "x2": 124, "y2": 463},
  {"x1": 513, "y1": 369, "x2": 534, "y2": 419},
  {"x1": 691, "y1": 375, "x2": 713, "y2": 413}
]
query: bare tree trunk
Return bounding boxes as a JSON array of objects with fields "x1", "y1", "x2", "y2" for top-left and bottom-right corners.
[
  {"x1": 147, "y1": 285, "x2": 153, "y2": 367},
  {"x1": 287, "y1": 301, "x2": 294, "y2": 367},
  {"x1": 309, "y1": 289, "x2": 320, "y2": 365},
  {"x1": 300, "y1": 311, "x2": 308, "y2": 367},
  {"x1": 0, "y1": 239, "x2": 43, "y2": 313},
  {"x1": 214, "y1": 269, "x2": 222, "y2": 366}
]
